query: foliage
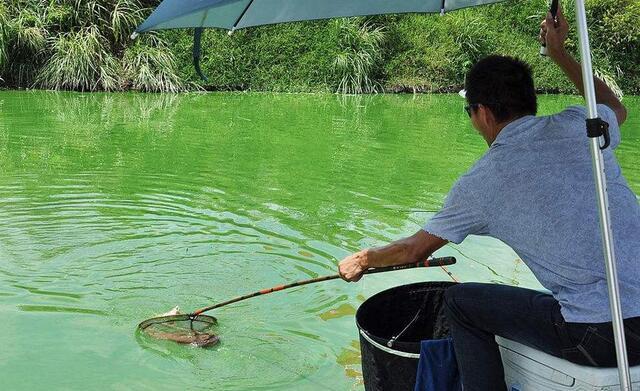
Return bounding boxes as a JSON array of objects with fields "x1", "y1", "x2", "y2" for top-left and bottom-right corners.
[
  {"x1": 587, "y1": 0, "x2": 640, "y2": 93},
  {"x1": 0, "y1": 3, "x2": 8, "y2": 74},
  {"x1": 1, "y1": 5, "x2": 49, "y2": 86},
  {"x1": 37, "y1": 26, "x2": 121, "y2": 91},
  {"x1": 109, "y1": 0, "x2": 145, "y2": 44},
  {"x1": 380, "y1": 12, "x2": 495, "y2": 92},
  {"x1": 332, "y1": 18, "x2": 386, "y2": 94},
  {"x1": 122, "y1": 35, "x2": 185, "y2": 92},
  {"x1": 1, "y1": 0, "x2": 183, "y2": 92},
  {"x1": 1, "y1": 0, "x2": 639, "y2": 94},
  {"x1": 167, "y1": 21, "x2": 338, "y2": 92}
]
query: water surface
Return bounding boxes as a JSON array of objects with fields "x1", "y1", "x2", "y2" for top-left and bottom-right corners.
[{"x1": 0, "y1": 91, "x2": 638, "y2": 390}]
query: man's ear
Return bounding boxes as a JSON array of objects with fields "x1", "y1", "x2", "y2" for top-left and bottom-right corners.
[{"x1": 478, "y1": 104, "x2": 496, "y2": 127}]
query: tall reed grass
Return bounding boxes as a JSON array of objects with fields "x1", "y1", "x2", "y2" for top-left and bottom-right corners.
[
  {"x1": 123, "y1": 35, "x2": 185, "y2": 92},
  {"x1": 37, "y1": 26, "x2": 121, "y2": 91},
  {"x1": 2, "y1": 0, "x2": 184, "y2": 92},
  {"x1": 333, "y1": 19, "x2": 385, "y2": 94}
]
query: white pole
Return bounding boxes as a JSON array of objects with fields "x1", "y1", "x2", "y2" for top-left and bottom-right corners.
[{"x1": 574, "y1": 0, "x2": 632, "y2": 388}]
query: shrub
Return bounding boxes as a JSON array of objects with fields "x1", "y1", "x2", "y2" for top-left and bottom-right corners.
[
  {"x1": 122, "y1": 35, "x2": 186, "y2": 92},
  {"x1": 332, "y1": 18, "x2": 386, "y2": 94},
  {"x1": 37, "y1": 26, "x2": 121, "y2": 91},
  {"x1": 2, "y1": 0, "x2": 183, "y2": 92}
]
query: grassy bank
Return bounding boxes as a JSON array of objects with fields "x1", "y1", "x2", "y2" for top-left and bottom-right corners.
[{"x1": 1, "y1": 0, "x2": 638, "y2": 94}]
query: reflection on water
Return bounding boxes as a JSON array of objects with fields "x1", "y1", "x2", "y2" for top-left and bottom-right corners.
[{"x1": 0, "y1": 91, "x2": 637, "y2": 390}]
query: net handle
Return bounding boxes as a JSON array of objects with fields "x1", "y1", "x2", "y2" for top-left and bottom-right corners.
[{"x1": 191, "y1": 256, "x2": 456, "y2": 316}]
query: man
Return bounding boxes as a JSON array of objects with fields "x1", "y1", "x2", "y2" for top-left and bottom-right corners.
[{"x1": 338, "y1": 6, "x2": 640, "y2": 390}]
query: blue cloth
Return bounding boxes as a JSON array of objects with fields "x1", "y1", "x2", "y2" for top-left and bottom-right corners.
[
  {"x1": 414, "y1": 338, "x2": 462, "y2": 391},
  {"x1": 424, "y1": 104, "x2": 640, "y2": 323}
]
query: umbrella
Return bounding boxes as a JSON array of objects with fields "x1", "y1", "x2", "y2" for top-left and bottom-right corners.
[
  {"x1": 130, "y1": 0, "x2": 504, "y2": 80},
  {"x1": 132, "y1": 0, "x2": 503, "y2": 33},
  {"x1": 132, "y1": 0, "x2": 633, "y2": 388}
]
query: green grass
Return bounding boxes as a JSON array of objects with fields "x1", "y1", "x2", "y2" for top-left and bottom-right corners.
[
  {"x1": 37, "y1": 26, "x2": 121, "y2": 91},
  {"x1": 332, "y1": 19, "x2": 386, "y2": 94},
  {"x1": 2, "y1": 0, "x2": 184, "y2": 92},
  {"x1": 122, "y1": 35, "x2": 186, "y2": 92}
]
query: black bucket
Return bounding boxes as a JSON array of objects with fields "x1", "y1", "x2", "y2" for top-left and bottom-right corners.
[{"x1": 356, "y1": 281, "x2": 456, "y2": 391}]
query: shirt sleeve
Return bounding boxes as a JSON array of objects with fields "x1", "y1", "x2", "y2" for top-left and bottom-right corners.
[{"x1": 423, "y1": 177, "x2": 489, "y2": 244}]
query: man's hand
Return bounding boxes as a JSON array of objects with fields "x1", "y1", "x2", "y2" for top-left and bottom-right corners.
[
  {"x1": 539, "y1": 2, "x2": 627, "y2": 125},
  {"x1": 337, "y1": 230, "x2": 448, "y2": 283},
  {"x1": 539, "y1": 5, "x2": 569, "y2": 61},
  {"x1": 338, "y1": 249, "x2": 369, "y2": 282}
]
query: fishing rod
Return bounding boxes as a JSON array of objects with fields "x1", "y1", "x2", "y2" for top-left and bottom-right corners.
[
  {"x1": 191, "y1": 256, "x2": 457, "y2": 316},
  {"x1": 138, "y1": 256, "x2": 457, "y2": 347}
]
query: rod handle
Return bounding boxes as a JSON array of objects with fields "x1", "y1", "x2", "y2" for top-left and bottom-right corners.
[
  {"x1": 363, "y1": 256, "x2": 457, "y2": 275},
  {"x1": 540, "y1": 0, "x2": 559, "y2": 56}
]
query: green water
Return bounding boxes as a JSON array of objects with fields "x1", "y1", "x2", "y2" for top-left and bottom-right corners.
[{"x1": 0, "y1": 91, "x2": 638, "y2": 390}]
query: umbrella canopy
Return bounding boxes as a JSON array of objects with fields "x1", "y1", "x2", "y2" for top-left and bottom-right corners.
[{"x1": 134, "y1": 0, "x2": 501, "y2": 34}]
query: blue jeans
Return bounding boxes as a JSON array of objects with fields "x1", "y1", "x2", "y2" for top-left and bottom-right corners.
[{"x1": 443, "y1": 283, "x2": 640, "y2": 391}]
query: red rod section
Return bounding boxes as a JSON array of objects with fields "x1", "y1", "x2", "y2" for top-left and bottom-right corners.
[{"x1": 192, "y1": 256, "x2": 456, "y2": 316}]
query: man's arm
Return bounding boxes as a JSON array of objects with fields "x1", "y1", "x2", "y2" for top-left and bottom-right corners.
[
  {"x1": 541, "y1": 6, "x2": 627, "y2": 125},
  {"x1": 338, "y1": 230, "x2": 448, "y2": 282}
]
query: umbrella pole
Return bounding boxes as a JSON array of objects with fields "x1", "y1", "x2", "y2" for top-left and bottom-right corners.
[{"x1": 574, "y1": 0, "x2": 632, "y2": 388}]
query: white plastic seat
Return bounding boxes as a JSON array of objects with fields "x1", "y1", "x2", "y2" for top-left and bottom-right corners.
[{"x1": 497, "y1": 336, "x2": 640, "y2": 390}]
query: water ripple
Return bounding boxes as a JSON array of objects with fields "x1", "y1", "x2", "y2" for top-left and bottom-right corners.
[{"x1": 0, "y1": 91, "x2": 637, "y2": 391}]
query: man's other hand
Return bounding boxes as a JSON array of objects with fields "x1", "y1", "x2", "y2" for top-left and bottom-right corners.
[
  {"x1": 540, "y1": 4, "x2": 569, "y2": 60},
  {"x1": 338, "y1": 249, "x2": 369, "y2": 282},
  {"x1": 539, "y1": 2, "x2": 627, "y2": 124}
]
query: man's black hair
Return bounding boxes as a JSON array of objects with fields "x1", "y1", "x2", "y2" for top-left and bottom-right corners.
[{"x1": 465, "y1": 55, "x2": 537, "y2": 122}]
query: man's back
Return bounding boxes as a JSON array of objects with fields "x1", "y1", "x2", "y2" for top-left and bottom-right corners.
[{"x1": 431, "y1": 104, "x2": 640, "y2": 322}]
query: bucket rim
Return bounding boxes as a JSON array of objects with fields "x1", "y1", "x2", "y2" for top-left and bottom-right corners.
[
  {"x1": 359, "y1": 329, "x2": 421, "y2": 359},
  {"x1": 355, "y1": 280, "x2": 456, "y2": 328}
]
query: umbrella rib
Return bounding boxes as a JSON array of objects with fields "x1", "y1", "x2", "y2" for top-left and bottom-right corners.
[
  {"x1": 136, "y1": 0, "x2": 232, "y2": 33},
  {"x1": 231, "y1": 0, "x2": 255, "y2": 31},
  {"x1": 199, "y1": 8, "x2": 209, "y2": 27}
]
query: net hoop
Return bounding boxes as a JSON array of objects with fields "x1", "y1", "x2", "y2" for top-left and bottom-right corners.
[
  {"x1": 138, "y1": 314, "x2": 220, "y2": 347},
  {"x1": 138, "y1": 314, "x2": 217, "y2": 330}
]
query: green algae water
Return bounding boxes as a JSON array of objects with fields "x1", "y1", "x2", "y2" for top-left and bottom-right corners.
[{"x1": 0, "y1": 91, "x2": 638, "y2": 390}]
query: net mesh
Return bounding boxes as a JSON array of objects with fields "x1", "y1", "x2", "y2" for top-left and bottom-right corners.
[{"x1": 138, "y1": 314, "x2": 219, "y2": 347}]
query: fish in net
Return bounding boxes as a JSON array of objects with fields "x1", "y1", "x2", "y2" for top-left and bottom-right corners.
[{"x1": 138, "y1": 312, "x2": 219, "y2": 348}]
